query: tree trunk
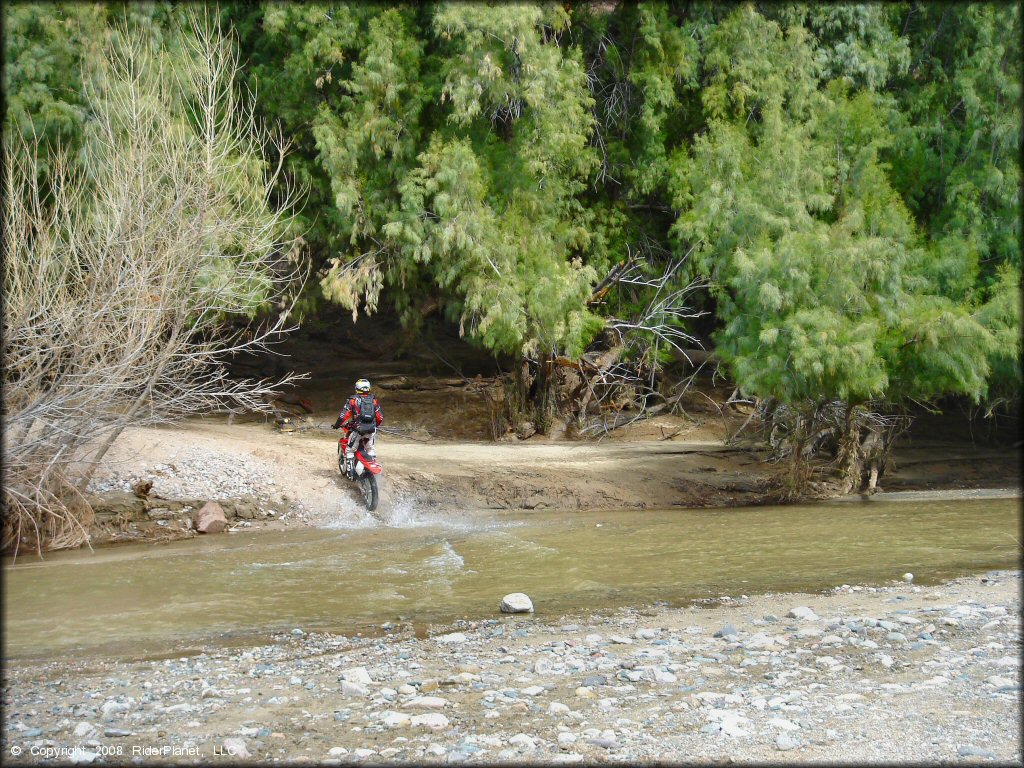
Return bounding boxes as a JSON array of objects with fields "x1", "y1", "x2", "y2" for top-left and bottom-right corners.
[
  {"x1": 836, "y1": 404, "x2": 864, "y2": 495},
  {"x1": 75, "y1": 319, "x2": 184, "y2": 492},
  {"x1": 530, "y1": 357, "x2": 554, "y2": 434},
  {"x1": 867, "y1": 465, "x2": 880, "y2": 492}
]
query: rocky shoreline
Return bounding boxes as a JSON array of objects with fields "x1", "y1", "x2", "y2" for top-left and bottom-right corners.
[
  {"x1": 3, "y1": 571, "x2": 1019, "y2": 765},
  {"x1": 83, "y1": 491, "x2": 296, "y2": 547},
  {"x1": 83, "y1": 438, "x2": 320, "y2": 546}
]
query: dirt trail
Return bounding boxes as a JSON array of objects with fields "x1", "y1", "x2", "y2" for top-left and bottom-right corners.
[
  {"x1": 74, "y1": 318, "x2": 1020, "y2": 542},
  {"x1": 81, "y1": 409, "x2": 1021, "y2": 547},
  {"x1": 85, "y1": 418, "x2": 773, "y2": 531}
]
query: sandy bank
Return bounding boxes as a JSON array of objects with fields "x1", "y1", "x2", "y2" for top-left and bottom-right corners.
[{"x1": 77, "y1": 417, "x2": 1021, "y2": 547}]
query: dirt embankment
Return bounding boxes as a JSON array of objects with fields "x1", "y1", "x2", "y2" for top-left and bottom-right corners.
[
  {"x1": 82, "y1": 416, "x2": 774, "y2": 544},
  {"x1": 80, "y1": 400, "x2": 1021, "y2": 547},
  {"x1": 71, "y1": 319, "x2": 1020, "y2": 546}
]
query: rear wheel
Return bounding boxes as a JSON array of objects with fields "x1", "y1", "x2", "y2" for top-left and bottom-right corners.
[{"x1": 358, "y1": 471, "x2": 378, "y2": 511}]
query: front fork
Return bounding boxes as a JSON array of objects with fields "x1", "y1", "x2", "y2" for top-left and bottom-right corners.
[
  {"x1": 340, "y1": 431, "x2": 377, "y2": 479},
  {"x1": 339, "y1": 438, "x2": 355, "y2": 479}
]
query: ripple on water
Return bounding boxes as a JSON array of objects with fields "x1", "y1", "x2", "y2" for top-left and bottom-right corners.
[
  {"x1": 241, "y1": 559, "x2": 320, "y2": 571},
  {"x1": 490, "y1": 529, "x2": 560, "y2": 555},
  {"x1": 425, "y1": 540, "x2": 465, "y2": 571}
]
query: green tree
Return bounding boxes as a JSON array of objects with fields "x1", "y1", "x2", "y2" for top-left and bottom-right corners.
[
  {"x1": 243, "y1": 3, "x2": 605, "y2": 360},
  {"x1": 667, "y1": 6, "x2": 1001, "y2": 491},
  {"x1": 11, "y1": 0, "x2": 1017, "y2": 458},
  {"x1": 888, "y1": 3, "x2": 1021, "y2": 405},
  {"x1": 4, "y1": 4, "x2": 105, "y2": 165},
  {"x1": 3, "y1": 2, "x2": 187, "y2": 163}
]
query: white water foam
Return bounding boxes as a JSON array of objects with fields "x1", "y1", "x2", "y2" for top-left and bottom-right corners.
[
  {"x1": 315, "y1": 478, "x2": 526, "y2": 534},
  {"x1": 319, "y1": 490, "x2": 377, "y2": 529},
  {"x1": 381, "y1": 497, "x2": 422, "y2": 528},
  {"x1": 376, "y1": 489, "x2": 483, "y2": 532},
  {"x1": 243, "y1": 559, "x2": 319, "y2": 571},
  {"x1": 425, "y1": 540, "x2": 465, "y2": 571}
]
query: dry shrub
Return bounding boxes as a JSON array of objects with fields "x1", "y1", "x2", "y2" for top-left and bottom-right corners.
[{"x1": 2, "y1": 12, "x2": 307, "y2": 555}]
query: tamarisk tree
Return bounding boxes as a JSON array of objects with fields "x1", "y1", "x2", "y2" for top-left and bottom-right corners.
[
  {"x1": 668, "y1": 6, "x2": 1007, "y2": 494},
  {"x1": 234, "y1": 3, "x2": 606, "y2": 360},
  {"x1": 221, "y1": 2, "x2": 1019, "y2": 457}
]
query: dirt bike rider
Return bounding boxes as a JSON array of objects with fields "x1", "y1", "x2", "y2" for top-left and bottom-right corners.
[{"x1": 332, "y1": 379, "x2": 383, "y2": 478}]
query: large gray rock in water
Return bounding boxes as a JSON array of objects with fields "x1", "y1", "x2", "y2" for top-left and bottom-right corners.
[
  {"x1": 500, "y1": 593, "x2": 534, "y2": 613},
  {"x1": 193, "y1": 502, "x2": 228, "y2": 534}
]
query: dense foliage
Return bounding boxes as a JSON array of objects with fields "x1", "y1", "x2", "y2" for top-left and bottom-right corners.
[{"x1": 5, "y1": 1, "x2": 1020, "y2": 421}]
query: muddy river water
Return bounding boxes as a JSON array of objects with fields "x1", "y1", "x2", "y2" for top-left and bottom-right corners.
[{"x1": 3, "y1": 493, "x2": 1019, "y2": 662}]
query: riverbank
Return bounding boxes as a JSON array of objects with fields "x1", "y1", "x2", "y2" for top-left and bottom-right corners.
[
  {"x1": 3, "y1": 570, "x2": 1019, "y2": 764},
  {"x1": 77, "y1": 415, "x2": 1021, "y2": 547}
]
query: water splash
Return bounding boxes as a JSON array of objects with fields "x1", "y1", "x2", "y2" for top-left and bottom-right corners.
[
  {"x1": 316, "y1": 481, "x2": 525, "y2": 533},
  {"x1": 382, "y1": 497, "x2": 422, "y2": 528},
  {"x1": 318, "y1": 490, "x2": 376, "y2": 530},
  {"x1": 378, "y1": 490, "x2": 483, "y2": 531}
]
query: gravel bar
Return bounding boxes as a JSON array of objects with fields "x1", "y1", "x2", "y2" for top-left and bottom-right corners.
[{"x1": 3, "y1": 571, "x2": 1019, "y2": 765}]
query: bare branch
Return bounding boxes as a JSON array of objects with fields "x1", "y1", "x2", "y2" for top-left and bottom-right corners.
[{"x1": 2, "y1": 14, "x2": 308, "y2": 554}]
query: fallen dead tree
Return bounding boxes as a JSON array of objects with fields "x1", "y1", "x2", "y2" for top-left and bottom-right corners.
[
  {"x1": 573, "y1": 246, "x2": 709, "y2": 436},
  {"x1": 480, "y1": 242, "x2": 711, "y2": 439}
]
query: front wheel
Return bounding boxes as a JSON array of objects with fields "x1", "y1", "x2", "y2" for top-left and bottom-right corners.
[{"x1": 358, "y1": 471, "x2": 379, "y2": 511}]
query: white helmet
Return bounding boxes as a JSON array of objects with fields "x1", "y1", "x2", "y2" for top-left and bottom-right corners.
[{"x1": 355, "y1": 378, "x2": 371, "y2": 394}]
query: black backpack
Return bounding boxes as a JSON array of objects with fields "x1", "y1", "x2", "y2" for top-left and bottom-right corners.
[{"x1": 355, "y1": 394, "x2": 377, "y2": 433}]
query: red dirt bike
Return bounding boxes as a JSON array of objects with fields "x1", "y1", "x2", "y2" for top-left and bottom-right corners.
[{"x1": 338, "y1": 427, "x2": 382, "y2": 511}]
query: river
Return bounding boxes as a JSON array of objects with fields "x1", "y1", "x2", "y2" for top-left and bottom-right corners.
[{"x1": 3, "y1": 494, "x2": 1018, "y2": 662}]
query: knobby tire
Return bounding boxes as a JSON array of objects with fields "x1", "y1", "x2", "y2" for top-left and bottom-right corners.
[
  {"x1": 359, "y1": 471, "x2": 379, "y2": 511},
  {"x1": 338, "y1": 437, "x2": 379, "y2": 511}
]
